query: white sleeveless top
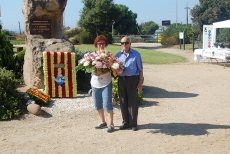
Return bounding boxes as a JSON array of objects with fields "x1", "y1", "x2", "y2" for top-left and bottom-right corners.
[{"x1": 90, "y1": 72, "x2": 112, "y2": 88}]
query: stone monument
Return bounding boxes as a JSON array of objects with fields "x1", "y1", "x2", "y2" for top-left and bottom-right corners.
[{"x1": 22, "y1": 0, "x2": 75, "y2": 89}]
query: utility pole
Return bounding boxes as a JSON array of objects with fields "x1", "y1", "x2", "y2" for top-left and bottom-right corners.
[
  {"x1": 176, "y1": 0, "x2": 178, "y2": 28},
  {"x1": 184, "y1": 2, "x2": 190, "y2": 26}
]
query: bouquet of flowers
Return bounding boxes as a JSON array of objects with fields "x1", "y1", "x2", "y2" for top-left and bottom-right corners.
[
  {"x1": 76, "y1": 50, "x2": 112, "y2": 73},
  {"x1": 76, "y1": 50, "x2": 125, "y2": 77}
]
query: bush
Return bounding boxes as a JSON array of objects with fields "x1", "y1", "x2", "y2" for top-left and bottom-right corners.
[
  {"x1": 112, "y1": 77, "x2": 144, "y2": 105},
  {"x1": 0, "y1": 24, "x2": 16, "y2": 70},
  {"x1": 75, "y1": 50, "x2": 91, "y2": 92},
  {"x1": 78, "y1": 31, "x2": 95, "y2": 44},
  {"x1": 0, "y1": 67, "x2": 22, "y2": 120},
  {"x1": 112, "y1": 77, "x2": 119, "y2": 101},
  {"x1": 64, "y1": 27, "x2": 82, "y2": 38},
  {"x1": 161, "y1": 24, "x2": 194, "y2": 46},
  {"x1": 14, "y1": 49, "x2": 26, "y2": 80}
]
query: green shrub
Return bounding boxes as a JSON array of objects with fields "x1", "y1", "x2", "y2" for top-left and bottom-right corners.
[
  {"x1": 64, "y1": 27, "x2": 83, "y2": 38},
  {"x1": 0, "y1": 67, "x2": 22, "y2": 120},
  {"x1": 78, "y1": 31, "x2": 95, "y2": 44},
  {"x1": 161, "y1": 24, "x2": 194, "y2": 46},
  {"x1": 112, "y1": 77, "x2": 144, "y2": 105},
  {"x1": 112, "y1": 77, "x2": 119, "y2": 100},
  {"x1": 75, "y1": 50, "x2": 91, "y2": 92},
  {"x1": 14, "y1": 49, "x2": 26, "y2": 80},
  {"x1": 0, "y1": 24, "x2": 16, "y2": 70}
]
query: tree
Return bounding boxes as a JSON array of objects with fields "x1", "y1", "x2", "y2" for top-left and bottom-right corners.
[
  {"x1": 78, "y1": 0, "x2": 139, "y2": 43},
  {"x1": 79, "y1": 0, "x2": 115, "y2": 36},
  {"x1": 112, "y1": 4, "x2": 138, "y2": 35},
  {"x1": 138, "y1": 21, "x2": 159, "y2": 35},
  {"x1": 191, "y1": 0, "x2": 230, "y2": 34},
  {"x1": 216, "y1": 28, "x2": 230, "y2": 43}
]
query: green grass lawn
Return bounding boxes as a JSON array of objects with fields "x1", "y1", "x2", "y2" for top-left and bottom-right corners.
[{"x1": 74, "y1": 44, "x2": 187, "y2": 64}]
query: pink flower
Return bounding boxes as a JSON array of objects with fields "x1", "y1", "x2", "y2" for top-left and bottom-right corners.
[
  {"x1": 95, "y1": 61, "x2": 103, "y2": 68},
  {"x1": 116, "y1": 68, "x2": 123, "y2": 74}
]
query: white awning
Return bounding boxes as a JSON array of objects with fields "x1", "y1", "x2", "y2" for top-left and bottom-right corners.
[{"x1": 211, "y1": 20, "x2": 230, "y2": 45}]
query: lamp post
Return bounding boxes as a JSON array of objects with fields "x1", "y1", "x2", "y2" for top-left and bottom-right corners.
[
  {"x1": 112, "y1": 20, "x2": 115, "y2": 43},
  {"x1": 112, "y1": 20, "x2": 115, "y2": 37}
]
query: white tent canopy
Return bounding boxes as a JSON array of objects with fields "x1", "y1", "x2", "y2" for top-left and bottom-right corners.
[{"x1": 211, "y1": 19, "x2": 230, "y2": 46}]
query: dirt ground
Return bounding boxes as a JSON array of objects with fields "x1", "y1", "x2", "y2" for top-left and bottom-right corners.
[{"x1": 1, "y1": 43, "x2": 230, "y2": 154}]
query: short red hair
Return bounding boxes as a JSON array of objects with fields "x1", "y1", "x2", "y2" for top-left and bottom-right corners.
[{"x1": 94, "y1": 35, "x2": 108, "y2": 48}]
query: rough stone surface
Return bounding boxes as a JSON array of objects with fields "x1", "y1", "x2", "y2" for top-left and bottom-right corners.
[
  {"x1": 23, "y1": 36, "x2": 75, "y2": 88},
  {"x1": 22, "y1": 0, "x2": 67, "y2": 38},
  {"x1": 22, "y1": 0, "x2": 75, "y2": 89}
]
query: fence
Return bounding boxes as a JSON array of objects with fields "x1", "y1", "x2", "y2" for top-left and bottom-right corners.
[{"x1": 113, "y1": 34, "x2": 158, "y2": 43}]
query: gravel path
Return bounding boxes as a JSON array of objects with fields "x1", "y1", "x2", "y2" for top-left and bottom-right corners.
[{"x1": 1, "y1": 43, "x2": 230, "y2": 154}]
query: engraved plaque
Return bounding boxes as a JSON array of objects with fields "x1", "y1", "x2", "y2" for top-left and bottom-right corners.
[{"x1": 30, "y1": 19, "x2": 51, "y2": 35}]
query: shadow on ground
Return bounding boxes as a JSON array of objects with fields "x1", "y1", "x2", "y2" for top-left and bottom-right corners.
[
  {"x1": 143, "y1": 85, "x2": 198, "y2": 98},
  {"x1": 139, "y1": 123, "x2": 230, "y2": 136},
  {"x1": 39, "y1": 110, "x2": 52, "y2": 118}
]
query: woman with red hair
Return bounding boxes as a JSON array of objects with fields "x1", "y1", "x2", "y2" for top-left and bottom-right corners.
[{"x1": 91, "y1": 35, "x2": 114, "y2": 133}]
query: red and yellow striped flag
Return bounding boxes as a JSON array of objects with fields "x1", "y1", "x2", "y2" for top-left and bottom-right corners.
[{"x1": 43, "y1": 51, "x2": 77, "y2": 98}]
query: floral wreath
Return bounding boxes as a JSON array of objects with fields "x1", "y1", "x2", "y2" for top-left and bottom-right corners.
[{"x1": 26, "y1": 88, "x2": 50, "y2": 106}]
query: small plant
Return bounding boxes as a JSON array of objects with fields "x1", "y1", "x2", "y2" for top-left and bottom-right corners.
[
  {"x1": 138, "y1": 90, "x2": 144, "y2": 105},
  {"x1": 112, "y1": 77, "x2": 119, "y2": 104},
  {"x1": 112, "y1": 77, "x2": 144, "y2": 105}
]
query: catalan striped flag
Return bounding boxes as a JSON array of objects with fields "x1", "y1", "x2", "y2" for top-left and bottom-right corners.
[{"x1": 43, "y1": 51, "x2": 77, "y2": 98}]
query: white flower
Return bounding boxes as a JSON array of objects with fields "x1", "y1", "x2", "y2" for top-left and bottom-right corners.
[
  {"x1": 100, "y1": 53, "x2": 106, "y2": 58},
  {"x1": 83, "y1": 61, "x2": 90, "y2": 66},
  {"x1": 79, "y1": 59, "x2": 85, "y2": 64},
  {"x1": 102, "y1": 64, "x2": 107, "y2": 68},
  {"x1": 92, "y1": 60, "x2": 96, "y2": 65},
  {"x1": 112, "y1": 63, "x2": 119, "y2": 69}
]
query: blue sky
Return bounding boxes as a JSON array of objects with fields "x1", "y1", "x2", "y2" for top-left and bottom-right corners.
[{"x1": 0, "y1": 0, "x2": 199, "y2": 32}]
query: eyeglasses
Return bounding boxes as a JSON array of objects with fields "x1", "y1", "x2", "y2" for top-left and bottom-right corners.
[
  {"x1": 121, "y1": 42, "x2": 130, "y2": 45},
  {"x1": 97, "y1": 42, "x2": 105, "y2": 46}
]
